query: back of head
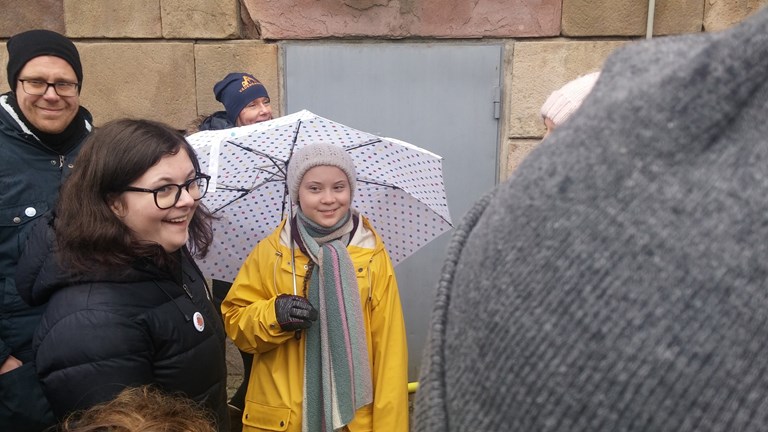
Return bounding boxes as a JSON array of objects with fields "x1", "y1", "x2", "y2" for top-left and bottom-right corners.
[
  {"x1": 415, "y1": 7, "x2": 768, "y2": 432},
  {"x1": 6, "y1": 29, "x2": 83, "y2": 90},
  {"x1": 59, "y1": 386, "x2": 216, "y2": 432},
  {"x1": 213, "y1": 72, "x2": 269, "y2": 125}
]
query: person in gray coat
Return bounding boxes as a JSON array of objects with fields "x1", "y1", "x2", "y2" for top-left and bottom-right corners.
[{"x1": 414, "y1": 6, "x2": 768, "y2": 432}]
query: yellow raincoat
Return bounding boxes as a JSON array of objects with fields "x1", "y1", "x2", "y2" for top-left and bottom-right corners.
[{"x1": 221, "y1": 215, "x2": 409, "y2": 432}]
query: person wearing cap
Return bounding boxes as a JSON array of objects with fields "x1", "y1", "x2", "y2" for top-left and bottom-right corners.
[
  {"x1": 187, "y1": 72, "x2": 272, "y2": 134},
  {"x1": 186, "y1": 72, "x2": 276, "y2": 430},
  {"x1": 221, "y1": 143, "x2": 409, "y2": 431},
  {"x1": 0, "y1": 29, "x2": 92, "y2": 432},
  {"x1": 540, "y1": 71, "x2": 600, "y2": 138},
  {"x1": 414, "y1": 6, "x2": 768, "y2": 432}
]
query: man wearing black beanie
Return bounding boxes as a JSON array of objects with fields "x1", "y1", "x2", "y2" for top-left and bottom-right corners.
[
  {"x1": 0, "y1": 29, "x2": 92, "y2": 432},
  {"x1": 414, "y1": 5, "x2": 768, "y2": 432}
]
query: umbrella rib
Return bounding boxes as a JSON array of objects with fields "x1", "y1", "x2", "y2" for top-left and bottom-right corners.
[
  {"x1": 225, "y1": 139, "x2": 288, "y2": 173},
  {"x1": 221, "y1": 137, "x2": 292, "y2": 217},
  {"x1": 282, "y1": 120, "x2": 304, "y2": 219},
  {"x1": 357, "y1": 178, "x2": 397, "y2": 189},
  {"x1": 210, "y1": 177, "x2": 287, "y2": 213},
  {"x1": 353, "y1": 179, "x2": 453, "y2": 226},
  {"x1": 210, "y1": 188, "x2": 251, "y2": 213},
  {"x1": 345, "y1": 137, "x2": 381, "y2": 151}
]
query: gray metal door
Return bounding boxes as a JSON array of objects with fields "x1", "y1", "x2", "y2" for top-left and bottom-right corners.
[{"x1": 284, "y1": 42, "x2": 502, "y2": 380}]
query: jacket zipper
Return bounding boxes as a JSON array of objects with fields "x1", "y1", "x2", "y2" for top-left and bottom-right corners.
[{"x1": 182, "y1": 283, "x2": 194, "y2": 299}]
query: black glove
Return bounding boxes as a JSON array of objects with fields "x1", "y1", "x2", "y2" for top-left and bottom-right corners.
[{"x1": 275, "y1": 294, "x2": 318, "y2": 331}]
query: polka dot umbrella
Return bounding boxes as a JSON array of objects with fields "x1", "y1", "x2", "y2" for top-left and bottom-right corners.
[{"x1": 187, "y1": 110, "x2": 453, "y2": 283}]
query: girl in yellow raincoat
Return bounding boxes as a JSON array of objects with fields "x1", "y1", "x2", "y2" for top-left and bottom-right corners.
[{"x1": 222, "y1": 143, "x2": 409, "y2": 432}]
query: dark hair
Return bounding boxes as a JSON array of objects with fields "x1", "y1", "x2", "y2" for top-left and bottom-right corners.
[
  {"x1": 56, "y1": 118, "x2": 214, "y2": 273},
  {"x1": 57, "y1": 385, "x2": 217, "y2": 432}
]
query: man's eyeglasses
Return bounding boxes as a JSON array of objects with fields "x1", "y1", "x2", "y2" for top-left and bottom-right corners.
[
  {"x1": 18, "y1": 79, "x2": 80, "y2": 97},
  {"x1": 123, "y1": 175, "x2": 210, "y2": 210}
]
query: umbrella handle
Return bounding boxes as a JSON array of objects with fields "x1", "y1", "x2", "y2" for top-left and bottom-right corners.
[
  {"x1": 289, "y1": 205, "x2": 300, "y2": 339},
  {"x1": 290, "y1": 234, "x2": 298, "y2": 296},
  {"x1": 289, "y1": 201, "x2": 299, "y2": 296},
  {"x1": 290, "y1": 235, "x2": 300, "y2": 340}
]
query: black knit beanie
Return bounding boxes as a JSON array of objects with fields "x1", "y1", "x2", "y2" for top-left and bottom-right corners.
[
  {"x1": 6, "y1": 29, "x2": 83, "y2": 91},
  {"x1": 213, "y1": 72, "x2": 269, "y2": 125}
]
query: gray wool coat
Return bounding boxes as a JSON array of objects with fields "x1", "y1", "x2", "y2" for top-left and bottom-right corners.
[{"x1": 414, "y1": 7, "x2": 768, "y2": 432}]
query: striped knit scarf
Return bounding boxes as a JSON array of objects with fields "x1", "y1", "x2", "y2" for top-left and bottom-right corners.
[{"x1": 296, "y1": 209, "x2": 373, "y2": 432}]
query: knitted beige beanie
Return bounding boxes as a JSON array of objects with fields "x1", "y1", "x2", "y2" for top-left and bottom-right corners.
[
  {"x1": 286, "y1": 143, "x2": 357, "y2": 205},
  {"x1": 540, "y1": 71, "x2": 601, "y2": 126}
]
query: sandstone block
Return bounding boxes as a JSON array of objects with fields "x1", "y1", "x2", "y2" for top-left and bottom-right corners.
[
  {"x1": 0, "y1": 0, "x2": 65, "y2": 37},
  {"x1": 242, "y1": 0, "x2": 561, "y2": 39},
  {"x1": 161, "y1": 0, "x2": 240, "y2": 39},
  {"x1": 0, "y1": 43, "x2": 7, "y2": 93},
  {"x1": 78, "y1": 42, "x2": 197, "y2": 130},
  {"x1": 504, "y1": 138, "x2": 541, "y2": 179},
  {"x1": 506, "y1": 40, "x2": 626, "y2": 139},
  {"x1": 64, "y1": 0, "x2": 161, "y2": 38},
  {"x1": 653, "y1": 0, "x2": 705, "y2": 34},
  {"x1": 704, "y1": 0, "x2": 768, "y2": 31},
  {"x1": 193, "y1": 42, "x2": 280, "y2": 121},
  {"x1": 562, "y1": 0, "x2": 703, "y2": 36}
]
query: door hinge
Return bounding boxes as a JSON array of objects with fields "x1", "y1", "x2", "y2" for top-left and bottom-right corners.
[{"x1": 493, "y1": 86, "x2": 501, "y2": 119}]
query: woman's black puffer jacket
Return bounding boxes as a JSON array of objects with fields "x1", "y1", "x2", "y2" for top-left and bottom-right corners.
[{"x1": 15, "y1": 220, "x2": 229, "y2": 431}]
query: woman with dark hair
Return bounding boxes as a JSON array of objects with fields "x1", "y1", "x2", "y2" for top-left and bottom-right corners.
[
  {"x1": 186, "y1": 72, "x2": 276, "y2": 430},
  {"x1": 15, "y1": 119, "x2": 229, "y2": 431}
]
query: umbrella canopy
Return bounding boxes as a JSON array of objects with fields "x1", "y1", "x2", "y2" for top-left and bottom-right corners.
[{"x1": 187, "y1": 110, "x2": 453, "y2": 282}]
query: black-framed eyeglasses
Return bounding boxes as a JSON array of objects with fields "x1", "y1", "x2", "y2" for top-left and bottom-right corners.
[
  {"x1": 18, "y1": 79, "x2": 80, "y2": 97},
  {"x1": 123, "y1": 174, "x2": 210, "y2": 209}
]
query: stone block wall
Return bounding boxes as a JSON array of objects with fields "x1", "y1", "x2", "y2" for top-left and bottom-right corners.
[{"x1": 0, "y1": 0, "x2": 766, "y2": 181}]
